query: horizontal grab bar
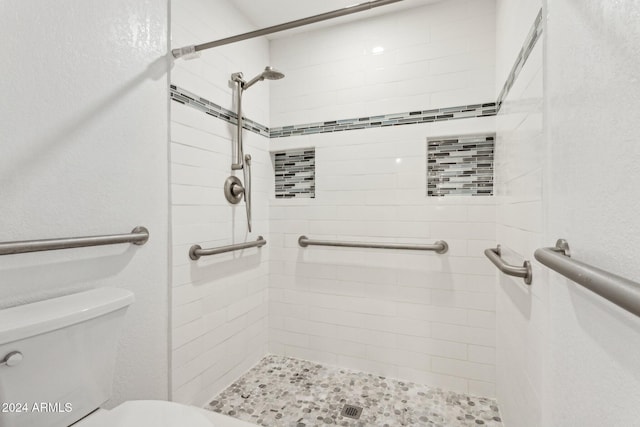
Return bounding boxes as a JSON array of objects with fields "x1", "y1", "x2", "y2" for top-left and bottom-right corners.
[
  {"x1": 0, "y1": 226, "x2": 149, "y2": 256},
  {"x1": 298, "y1": 236, "x2": 448, "y2": 254},
  {"x1": 484, "y1": 245, "x2": 532, "y2": 285},
  {"x1": 189, "y1": 236, "x2": 266, "y2": 260},
  {"x1": 535, "y1": 239, "x2": 640, "y2": 317}
]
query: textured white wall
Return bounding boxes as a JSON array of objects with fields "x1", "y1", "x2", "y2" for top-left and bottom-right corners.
[
  {"x1": 544, "y1": 0, "x2": 640, "y2": 424},
  {"x1": 268, "y1": 0, "x2": 498, "y2": 396},
  {"x1": 494, "y1": 1, "x2": 544, "y2": 424},
  {"x1": 170, "y1": 0, "x2": 271, "y2": 406},
  {"x1": 496, "y1": 0, "x2": 640, "y2": 424},
  {"x1": 0, "y1": 0, "x2": 170, "y2": 405}
]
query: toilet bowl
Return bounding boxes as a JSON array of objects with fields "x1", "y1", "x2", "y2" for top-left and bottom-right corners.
[{"x1": 0, "y1": 288, "x2": 254, "y2": 427}]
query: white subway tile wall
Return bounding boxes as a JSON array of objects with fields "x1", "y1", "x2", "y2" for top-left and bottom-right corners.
[
  {"x1": 267, "y1": 0, "x2": 498, "y2": 396},
  {"x1": 170, "y1": 0, "x2": 271, "y2": 406},
  {"x1": 268, "y1": 121, "x2": 498, "y2": 396},
  {"x1": 270, "y1": 0, "x2": 497, "y2": 127},
  {"x1": 494, "y1": 2, "x2": 545, "y2": 425},
  {"x1": 171, "y1": 0, "x2": 500, "y2": 404}
]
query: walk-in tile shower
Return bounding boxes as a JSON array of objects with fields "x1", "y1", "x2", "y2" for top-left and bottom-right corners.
[
  {"x1": 4, "y1": 0, "x2": 640, "y2": 426},
  {"x1": 171, "y1": 0, "x2": 502, "y2": 423}
]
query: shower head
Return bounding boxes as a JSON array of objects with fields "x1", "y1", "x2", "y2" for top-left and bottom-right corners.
[
  {"x1": 243, "y1": 66, "x2": 285, "y2": 90},
  {"x1": 261, "y1": 66, "x2": 285, "y2": 80}
]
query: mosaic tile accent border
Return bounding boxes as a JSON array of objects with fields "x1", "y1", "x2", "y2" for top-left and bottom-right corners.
[
  {"x1": 496, "y1": 8, "x2": 544, "y2": 109},
  {"x1": 206, "y1": 354, "x2": 503, "y2": 427},
  {"x1": 427, "y1": 134, "x2": 495, "y2": 197},
  {"x1": 170, "y1": 84, "x2": 497, "y2": 139},
  {"x1": 269, "y1": 103, "x2": 497, "y2": 139},
  {"x1": 170, "y1": 85, "x2": 269, "y2": 138},
  {"x1": 274, "y1": 148, "x2": 316, "y2": 198},
  {"x1": 170, "y1": 8, "x2": 542, "y2": 138}
]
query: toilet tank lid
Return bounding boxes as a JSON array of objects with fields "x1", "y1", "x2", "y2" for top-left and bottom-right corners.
[{"x1": 0, "y1": 288, "x2": 134, "y2": 345}]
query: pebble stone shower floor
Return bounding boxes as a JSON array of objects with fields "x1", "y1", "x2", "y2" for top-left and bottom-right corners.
[{"x1": 205, "y1": 355, "x2": 503, "y2": 427}]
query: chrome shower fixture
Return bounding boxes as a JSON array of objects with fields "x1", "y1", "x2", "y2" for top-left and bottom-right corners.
[
  {"x1": 231, "y1": 66, "x2": 285, "y2": 92},
  {"x1": 224, "y1": 154, "x2": 253, "y2": 231},
  {"x1": 243, "y1": 66, "x2": 285, "y2": 90},
  {"x1": 230, "y1": 66, "x2": 285, "y2": 170},
  {"x1": 226, "y1": 66, "x2": 285, "y2": 233}
]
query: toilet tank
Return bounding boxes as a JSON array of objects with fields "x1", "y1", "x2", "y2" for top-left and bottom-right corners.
[{"x1": 0, "y1": 288, "x2": 134, "y2": 427}]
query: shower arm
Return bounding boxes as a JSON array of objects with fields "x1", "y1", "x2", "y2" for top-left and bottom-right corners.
[{"x1": 243, "y1": 74, "x2": 265, "y2": 91}]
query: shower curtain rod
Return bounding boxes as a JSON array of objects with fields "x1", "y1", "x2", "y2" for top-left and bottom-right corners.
[{"x1": 172, "y1": 0, "x2": 404, "y2": 58}]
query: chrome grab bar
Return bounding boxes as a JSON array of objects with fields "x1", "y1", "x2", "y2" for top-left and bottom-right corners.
[
  {"x1": 0, "y1": 226, "x2": 149, "y2": 256},
  {"x1": 298, "y1": 236, "x2": 448, "y2": 254},
  {"x1": 535, "y1": 239, "x2": 640, "y2": 317},
  {"x1": 189, "y1": 236, "x2": 266, "y2": 260},
  {"x1": 484, "y1": 245, "x2": 532, "y2": 285}
]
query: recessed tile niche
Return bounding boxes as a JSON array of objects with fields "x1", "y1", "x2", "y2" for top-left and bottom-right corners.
[
  {"x1": 273, "y1": 148, "x2": 316, "y2": 199},
  {"x1": 427, "y1": 134, "x2": 495, "y2": 197}
]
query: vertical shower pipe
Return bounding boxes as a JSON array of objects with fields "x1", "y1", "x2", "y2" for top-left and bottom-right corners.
[
  {"x1": 228, "y1": 72, "x2": 252, "y2": 231},
  {"x1": 226, "y1": 67, "x2": 283, "y2": 232},
  {"x1": 233, "y1": 72, "x2": 251, "y2": 231},
  {"x1": 232, "y1": 75, "x2": 244, "y2": 171}
]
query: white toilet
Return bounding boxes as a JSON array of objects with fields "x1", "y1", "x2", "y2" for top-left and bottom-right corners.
[{"x1": 0, "y1": 288, "x2": 255, "y2": 427}]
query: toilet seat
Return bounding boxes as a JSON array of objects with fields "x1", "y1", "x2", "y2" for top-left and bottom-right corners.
[{"x1": 75, "y1": 400, "x2": 214, "y2": 427}]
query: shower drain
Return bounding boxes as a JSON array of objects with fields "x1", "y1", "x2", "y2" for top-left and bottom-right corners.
[{"x1": 340, "y1": 404, "x2": 363, "y2": 420}]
